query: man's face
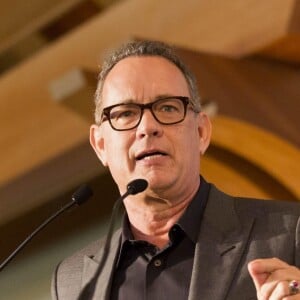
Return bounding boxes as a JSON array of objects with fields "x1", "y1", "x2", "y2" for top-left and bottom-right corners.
[{"x1": 90, "y1": 56, "x2": 211, "y2": 198}]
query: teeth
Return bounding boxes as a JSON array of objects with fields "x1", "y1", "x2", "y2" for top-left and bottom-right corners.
[
  {"x1": 137, "y1": 152, "x2": 165, "y2": 160},
  {"x1": 143, "y1": 153, "x2": 163, "y2": 160}
]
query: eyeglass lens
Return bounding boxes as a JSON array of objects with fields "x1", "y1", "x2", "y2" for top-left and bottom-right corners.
[{"x1": 107, "y1": 97, "x2": 187, "y2": 130}]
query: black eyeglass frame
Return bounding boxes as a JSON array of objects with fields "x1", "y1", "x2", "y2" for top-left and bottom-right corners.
[{"x1": 100, "y1": 96, "x2": 192, "y2": 131}]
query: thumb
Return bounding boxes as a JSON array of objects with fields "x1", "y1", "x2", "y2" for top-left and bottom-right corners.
[{"x1": 248, "y1": 260, "x2": 269, "y2": 291}]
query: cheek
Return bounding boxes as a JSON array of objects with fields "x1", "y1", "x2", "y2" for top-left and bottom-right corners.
[
  {"x1": 180, "y1": 126, "x2": 201, "y2": 160},
  {"x1": 104, "y1": 133, "x2": 133, "y2": 166}
]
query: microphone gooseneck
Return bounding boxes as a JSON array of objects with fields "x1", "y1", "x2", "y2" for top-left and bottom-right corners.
[
  {"x1": 78, "y1": 178, "x2": 148, "y2": 300},
  {"x1": 0, "y1": 184, "x2": 93, "y2": 272}
]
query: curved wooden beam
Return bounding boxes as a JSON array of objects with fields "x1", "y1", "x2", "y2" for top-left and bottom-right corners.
[{"x1": 208, "y1": 115, "x2": 299, "y2": 200}]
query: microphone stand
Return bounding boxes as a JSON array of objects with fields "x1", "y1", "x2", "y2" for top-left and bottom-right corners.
[{"x1": 0, "y1": 184, "x2": 93, "y2": 272}]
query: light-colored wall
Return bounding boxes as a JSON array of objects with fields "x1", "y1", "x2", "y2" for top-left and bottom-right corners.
[{"x1": 0, "y1": 217, "x2": 112, "y2": 300}]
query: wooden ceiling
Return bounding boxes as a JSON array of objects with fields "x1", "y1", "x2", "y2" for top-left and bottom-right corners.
[
  {"x1": 0, "y1": 0, "x2": 116, "y2": 73},
  {"x1": 0, "y1": 0, "x2": 299, "y2": 225}
]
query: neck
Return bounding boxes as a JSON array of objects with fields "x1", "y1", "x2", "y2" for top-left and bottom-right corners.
[{"x1": 124, "y1": 185, "x2": 198, "y2": 249}]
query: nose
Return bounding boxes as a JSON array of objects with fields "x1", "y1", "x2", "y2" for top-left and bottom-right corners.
[{"x1": 136, "y1": 109, "x2": 163, "y2": 138}]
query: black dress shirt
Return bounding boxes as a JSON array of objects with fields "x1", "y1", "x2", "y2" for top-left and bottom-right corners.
[{"x1": 110, "y1": 178, "x2": 211, "y2": 300}]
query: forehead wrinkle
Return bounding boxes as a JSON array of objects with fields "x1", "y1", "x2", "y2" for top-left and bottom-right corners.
[
  {"x1": 101, "y1": 56, "x2": 191, "y2": 107},
  {"x1": 102, "y1": 78, "x2": 147, "y2": 106}
]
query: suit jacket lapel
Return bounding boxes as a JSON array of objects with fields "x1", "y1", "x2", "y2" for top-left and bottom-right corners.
[
  {"x1": 81, "y1": 229, "x2": 121, "y2": 300},
  {"x1": 188, "y1": 186, "x2": 255, "y2": 300}
]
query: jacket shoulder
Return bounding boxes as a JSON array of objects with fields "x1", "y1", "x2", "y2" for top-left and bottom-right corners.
[{"x1": 210, "y1": 184, "x2": 300, "y2": 216}]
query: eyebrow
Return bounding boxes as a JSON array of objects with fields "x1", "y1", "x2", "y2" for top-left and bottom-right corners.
[{"x1": 115, "y1": 94, "x2": 181, "y2": 105}]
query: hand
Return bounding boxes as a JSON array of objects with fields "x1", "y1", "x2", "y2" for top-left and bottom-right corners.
[{"x1": 248, "y1": 258, "x2": 300, "y2": 299}]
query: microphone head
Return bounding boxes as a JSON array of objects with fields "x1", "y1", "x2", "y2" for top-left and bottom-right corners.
[
  {"x1": 127, "y1": 179, "x2": 148, "y2": 195},
  {"x1": 72, "y1": 184, "x2": 93, "y2": 205}
]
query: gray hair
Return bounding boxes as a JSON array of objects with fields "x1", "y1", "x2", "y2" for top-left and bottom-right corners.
[{"x1": 94, "y1": 40, "x2": 201, "y2": 124}]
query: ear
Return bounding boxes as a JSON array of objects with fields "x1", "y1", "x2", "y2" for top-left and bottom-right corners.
[
  {"x1": 90, "y1": 124, "x2": 108, "y2": 167},
  {"x1": 197, "y1": 112, "x2": 212, "y2": 155}
]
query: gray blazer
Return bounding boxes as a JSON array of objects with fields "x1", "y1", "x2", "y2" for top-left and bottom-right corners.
[{"x1": 52, "y1": 185, "x2": 300, "y2": 300}]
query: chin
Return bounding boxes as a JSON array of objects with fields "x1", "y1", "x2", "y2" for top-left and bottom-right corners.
[{"x1": 145, "y1": 175, "x2": 175, "y2": 191}]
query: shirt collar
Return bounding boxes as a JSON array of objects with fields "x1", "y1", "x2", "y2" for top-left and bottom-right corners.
[{"x1": 176, "y1": 176, "x2": 210, "y2": 243}]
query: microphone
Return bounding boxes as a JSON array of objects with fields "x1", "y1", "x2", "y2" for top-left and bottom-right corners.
[
  {"x1": 0, "y1": 184, "x2": 93, "y2": 272},
  {"x1": 72, "y1": 184, "x2": 94, "y2": 205},
  {"x1": 127, "y1": 178, "x2": 148, "y2": 195},
  {"x1": 78, "y1": 178, "x2": 148, "y2": 300}
]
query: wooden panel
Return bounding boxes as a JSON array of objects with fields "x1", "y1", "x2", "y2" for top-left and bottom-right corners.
[
  {"x1": 129, "y1": 0, "x2": 300, "y2": 59},
  {"x1": 48, "y1": 68, "x2": 96, "y2": 122},
  {"x1": 202, "y1": 146, "x2": 296, "y2": 201},
  {"x1": 256, "y1": 0, "x2": 300, "y2": 63},
  {"x1": 2, "y1": 0, "x2": 300, "y2": 63},
  {"x1": 208, "y1": 116, "x2": 300, "y2": 200},
  {"x1": 258, "y1": 35, "x2": 300, "y2": 64},
  {"x1": 0, "y1": 140, "x2": 104, "y2": 227},
  {"x1": 0, "y1": 0, "x2": 299, "y2": 231},
  {"x1": 0, "y1": 0, "x2": 300, "y2": 187},
  {"x1": 0, "y1": 0, "x2": 85, "y2": 53},
  {"x1": 177, "y1": 48, "x2": 300, "y2": 147}
]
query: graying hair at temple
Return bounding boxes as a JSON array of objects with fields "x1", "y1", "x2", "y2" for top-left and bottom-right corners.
[{"x1": 94, "y1": 40, "x2": 202, "y2": 124}]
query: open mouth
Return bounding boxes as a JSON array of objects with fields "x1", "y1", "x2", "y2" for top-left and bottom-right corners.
[{"x1": 136, "y1": 151, "x2": 167, "y2": 161}]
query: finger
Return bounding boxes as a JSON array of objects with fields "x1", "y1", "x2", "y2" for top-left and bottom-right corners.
[
  {"x1": 248, "y1": 258, "x2": 290, "y2": 290},
  {"x1": 259, "y1": 280, "x2": 278, "y2": 299},
  {"x1": 248, "y1": 260, "x2": 270, "y2": 291},
  {"x1": 269, "y1": 280, "x2": 290, "y2": 300},
  {"x1": 262, "y1": 278, "x2": 300, "y2": 300},
  {"x1": 283, "y1": 287, "x2": 300, "y2": 300},
  {"x1": 259, "y1": 280, "x2": 300, "y2": 300},
  {"x1": 283, "y1": 294, "x2": 300, "y2": 300},
  {"x1": 250, "y1": 258, "x2": 289, "y2": 275}
]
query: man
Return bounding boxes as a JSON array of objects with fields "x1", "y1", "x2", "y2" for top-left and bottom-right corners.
[{"x1": 52, "y1": 40, "x2": 300, "y2": 300}]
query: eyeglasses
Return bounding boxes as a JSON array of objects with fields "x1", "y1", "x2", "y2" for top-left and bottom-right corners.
[{"x1": 101, "y1": 96, "x2": 192, "y2": 131}]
